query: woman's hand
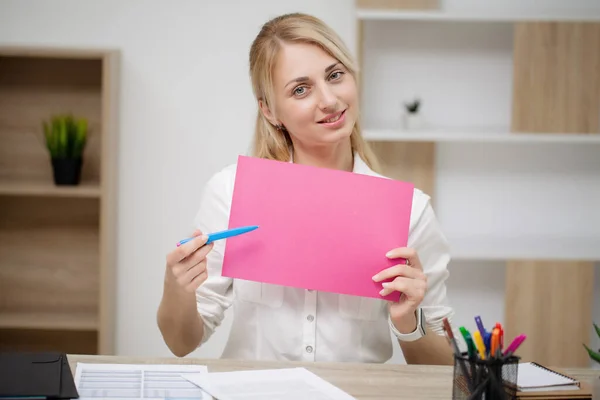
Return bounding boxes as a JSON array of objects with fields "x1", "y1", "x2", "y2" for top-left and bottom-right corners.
[
  {"x1": 165, "y1": 230, "x2": 214, "y2": 293},
  {"x1": 372, "y1": 247, "x2": 427, "y2": 333}
]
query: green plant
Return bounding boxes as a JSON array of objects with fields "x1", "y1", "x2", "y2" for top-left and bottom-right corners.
[
  {"x1": 583, "y1": 322, "x2": 600, "y2": 365},
  {"x1": 43, "y1": 114, "x2": 88, "y2": 159},
  {"x1": 405, "y1": 99, "x2": 420, "y2": 114}
]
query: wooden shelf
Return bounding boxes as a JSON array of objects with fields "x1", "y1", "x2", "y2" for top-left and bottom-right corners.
[
  {"x1": 363, "y1": 129, "x2": 600, "y2": 143},
  {"x1": 0, "y1": 179, "x2": 101, "y2": 198},
  {"x1": 0, "y1": 46, "x2": 119, "y2": 355},
  {"x1": 0, "y1": 312, "x2": 98, "y2": 331},
  {"x1": 356, "y1": 9, "x2": 600, "y2": 22}
]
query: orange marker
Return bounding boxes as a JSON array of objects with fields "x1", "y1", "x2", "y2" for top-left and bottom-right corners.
[{"x1": 491, "y1": 327, "x2": 500, "y2": 357}]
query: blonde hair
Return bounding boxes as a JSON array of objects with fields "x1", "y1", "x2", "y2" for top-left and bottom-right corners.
[{"x1": 248, "y1": 12, "x2": 380, "y2": 172}]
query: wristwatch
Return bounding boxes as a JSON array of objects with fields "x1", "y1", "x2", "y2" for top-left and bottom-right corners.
[{"x1": 389, "y1": 308, "x2": 426, "y2": 342}]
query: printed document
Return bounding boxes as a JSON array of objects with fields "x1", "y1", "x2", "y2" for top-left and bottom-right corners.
[
  {"x1": 181, "y1": 367, "x2": 357, "y2": 400},
  {"x1": 74, "y1": 362, "x2": 212, "y2": 399}
]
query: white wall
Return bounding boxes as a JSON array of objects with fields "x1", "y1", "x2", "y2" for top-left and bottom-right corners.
[
  {"x1": 1, "y1": 0, "x2": 599, "y2": 368},
  {"x1": 0, "y1": 0, "x2": 357, "y2": 360}
]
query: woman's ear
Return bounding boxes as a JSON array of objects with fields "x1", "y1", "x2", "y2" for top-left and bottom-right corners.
[{"x1": 259, "y1": 99, "x2": 279, "y2": 127}]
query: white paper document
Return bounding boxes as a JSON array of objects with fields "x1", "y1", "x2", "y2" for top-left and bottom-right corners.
[
  {"x1": 74, "y1": 362, "x2": 212, "y2": 399},
  {"x1": 181, "y1": 367, "x2": 357, "y2": 400}
]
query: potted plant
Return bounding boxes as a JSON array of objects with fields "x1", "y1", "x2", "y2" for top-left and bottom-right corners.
[
  {"x1": 402, "y1": 98, "x2": 423, "y2": 130},
  {"x1": 43, "y1": 114, "x2": 88, "y2": 186},
  {"x1": 583, "y1": 322, "x2": 600, "y2": 366}
]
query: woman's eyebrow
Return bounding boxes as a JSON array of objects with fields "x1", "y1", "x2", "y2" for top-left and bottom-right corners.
[
  {"x1": 284, "y1": 62, "x2": 342, "y2": 89},
  {"x1": 285, "y1": 76, "x2": 309, "y2": 89},
  {"x1": 324, "y1": 62, "x2": 340, "y2": 73}
]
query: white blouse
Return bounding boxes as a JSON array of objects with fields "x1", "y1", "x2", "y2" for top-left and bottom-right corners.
[{"x1": 192, "y1": 154, "x2": 455, "y2": 363}]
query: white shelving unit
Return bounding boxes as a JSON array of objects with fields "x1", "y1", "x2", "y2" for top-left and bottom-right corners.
[
  {"x1": 357, "y1": 9, "x2": 600, "y2": 263},
  {"x1": 356, "y1": 1, "x2": 600, "y2": 368}
]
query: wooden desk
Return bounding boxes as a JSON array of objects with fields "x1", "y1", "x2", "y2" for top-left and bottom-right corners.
[{"x1": 67, "y1": 355, "x2": 600, "y2": 400}]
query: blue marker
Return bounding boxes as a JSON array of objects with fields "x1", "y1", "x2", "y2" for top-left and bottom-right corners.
[
  {"x1": 177, "y1": 225, "x2": 259, "y2": 247},
  {"x1": 484, "y1": 331, "x2": 492, "y2": 356}
]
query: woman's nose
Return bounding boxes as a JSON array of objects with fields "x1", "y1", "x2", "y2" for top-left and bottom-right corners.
[{"x1": 318, "y1": 85, "x2": 337, "y2": 111}]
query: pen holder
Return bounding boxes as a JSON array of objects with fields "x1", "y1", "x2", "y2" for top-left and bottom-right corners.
[{"x1": 452, "y1": 352, "x2": 520, "y2": 400}]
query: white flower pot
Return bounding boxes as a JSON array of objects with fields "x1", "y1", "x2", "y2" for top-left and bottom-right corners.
[{"x1": 402, "y1": 113, "x2": 423, "y2": 131}]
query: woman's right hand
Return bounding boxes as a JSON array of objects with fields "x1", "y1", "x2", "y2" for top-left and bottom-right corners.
[{"x1": 165, "y1": 230, "x2": 214, "y2": 293}]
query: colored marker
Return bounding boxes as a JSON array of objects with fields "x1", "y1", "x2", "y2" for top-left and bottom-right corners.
[
  {"x1": 484, "y1": 331, "x2": 491, "y2": 356},
  {"x1": 491, "y1": 328, "x2": 500, "y2": 357},
  {"x1": 495, "y1": 322, "x2": 504, "y2": 350},
  {"x1": 459, "y1": 326, "x2": 477, "y2": 359},
  {"x1": 443, "y1": 318, "x2": 474, "y2": 391},
  {"x1": 473, "y1": 330, "x2": 486, "y2": 360},
  {"x1": 475, "y1": 315, "x2": 486, "y2": 337},
  {"x1": 503, "y1": 334, "x2": 526, "y2": 356}
]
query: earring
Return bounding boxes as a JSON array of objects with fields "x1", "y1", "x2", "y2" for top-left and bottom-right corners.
[{"x1": 275, "y1": 124, "x2": 286, "y2": 132}]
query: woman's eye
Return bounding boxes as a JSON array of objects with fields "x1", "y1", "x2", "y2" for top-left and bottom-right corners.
[
  {"x1": 293, "y1": 86, "x2": 306, "y2": 96},
  {"x1": 329, "y1": 71, "x2": 344, "y2": 80}
]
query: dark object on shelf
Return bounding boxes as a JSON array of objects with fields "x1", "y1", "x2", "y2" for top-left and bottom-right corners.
[
  {"x1": 405, "y1": 98, "x2": 421, "y2": 114},
  {"x1": 43, "y1": 114, "x2": 88, "y2": 186},
  {"x1": 51, "y1": 157, "x2": 83, "y2": 185}
]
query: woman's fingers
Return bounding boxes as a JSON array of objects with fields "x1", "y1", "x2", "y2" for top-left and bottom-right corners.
[
  {"x1": 372, "y1": 263, "x2": 426, "y2": 283},
  {"x1": 379, "y1": 276, "x2": 427, "y2": 298},
  {"x1": 186, "y1": 269, "x2": 209, "y2": 292},
  {"x1": 170, "y1": 242, "x2": 213, "y2": 280},
  {"x1": 179, "y1": 242, "x2": 214, "y2": 270},
  {"x1": 179, "y1": 261, "x2": 207, "y2": 288},
  {"x1": 165, "y1": 230, "x2": 214, "y2": 292},
  {"x1": 385, "y1": 247, "x2": 422, "y2": 270},
  {"x1": 167, "y1": 233, "x2": 208, "y2": 266}
]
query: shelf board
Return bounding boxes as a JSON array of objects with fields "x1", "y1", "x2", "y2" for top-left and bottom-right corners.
[
  {"x1": 0, "y1": 180, "x2": 101, "y2": 198},
  {"x1": 0, "y1": 312, "x2": 98, "y2": 331},
  {"x1": 0, "y1": 45, "x2": 114, "y2": 59},
  {"x1": 363, "y1": 129, "x2": 600, "y2": 144},
  {"x1": 446, "y1": 235, "x2": 600, "y2": 261},
  {"x1": 356, "y1": 9, "x2": 600, "y2": 22}
]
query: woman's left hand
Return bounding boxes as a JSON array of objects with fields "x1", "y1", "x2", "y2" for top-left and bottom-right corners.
[{"x1": 372, "y1": 247, "x2": 427, "y2": 332}]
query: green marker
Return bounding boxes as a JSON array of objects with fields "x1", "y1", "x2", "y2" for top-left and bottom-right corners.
[{"x1": 459, "y1": 326, "x2": 477, "y2": 359}]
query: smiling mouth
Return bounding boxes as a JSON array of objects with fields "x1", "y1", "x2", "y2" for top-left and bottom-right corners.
[{"x1": 318, "y1": 109, "x2": 346, "y2": 124}]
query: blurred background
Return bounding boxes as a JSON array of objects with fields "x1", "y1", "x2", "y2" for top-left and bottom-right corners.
[{"x1": 0, "y1": 0, "x2": 599, "y2": 370}]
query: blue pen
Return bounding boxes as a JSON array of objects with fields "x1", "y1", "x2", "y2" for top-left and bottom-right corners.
[{"x1": 177, "y1": 225, "x2": 259, "y2": 247}]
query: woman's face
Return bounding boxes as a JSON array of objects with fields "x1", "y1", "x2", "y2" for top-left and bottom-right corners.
[{"x1": 262, "y1": 42, "x2": 358, "y2": 149}]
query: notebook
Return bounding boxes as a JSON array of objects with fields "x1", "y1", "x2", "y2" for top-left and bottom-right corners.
[
  {"x1": 515, "y1": 362, "x2": 593, "y2": 399},
  {"x1": 517, "y1": 362, "x2": 580, "y2": 392}
]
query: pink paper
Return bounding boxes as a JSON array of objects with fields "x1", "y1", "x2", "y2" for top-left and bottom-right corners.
[{"x1": 221, "y1": 155, "x2": 414, "y2": 302}]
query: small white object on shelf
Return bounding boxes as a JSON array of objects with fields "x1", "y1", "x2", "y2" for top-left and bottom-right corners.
[
  {"x1": 401, "y1": 98, "x2": 424, "y2": 131},
  {"x1": 402, "y1": 113, "x2": 424, "y2": 131}
]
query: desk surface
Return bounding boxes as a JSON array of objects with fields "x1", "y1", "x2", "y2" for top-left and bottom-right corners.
[{"x1": 67, "y1": 355, "x2": 600, "y2": 400}]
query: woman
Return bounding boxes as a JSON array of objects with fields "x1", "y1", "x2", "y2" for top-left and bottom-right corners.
[{"x1": 157, "y1": 12, "x2": 455, "y2": 365}]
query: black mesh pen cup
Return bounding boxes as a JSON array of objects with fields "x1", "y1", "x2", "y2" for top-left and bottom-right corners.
[{"x1": 452, "y1": 352, "x2": 520, "y2": 400}]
